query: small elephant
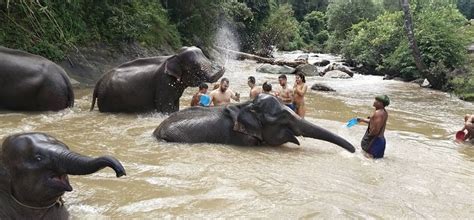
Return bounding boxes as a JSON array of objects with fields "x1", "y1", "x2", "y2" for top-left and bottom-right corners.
[
  {"x1": 154, "y1": 94, "x2": 355, "y2": 153},
  {"x1": 90, "y1": 46, "x2": 225, "y2": 113},
  {"x1": 0, "y1": 46, "x2": 74, "y2": 111},
  {"x1": 0, "y1": 132, "x2": 126, "y2": 219}
]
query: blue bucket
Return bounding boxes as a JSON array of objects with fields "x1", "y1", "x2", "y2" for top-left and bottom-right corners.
[
  {"x1": 199, "y1": 95, "x2": 211, "y2": 106},
  {"x1": 346, "y1": 118, "x2": 358, "y2": 128}
]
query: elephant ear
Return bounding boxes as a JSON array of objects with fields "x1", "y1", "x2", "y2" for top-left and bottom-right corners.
[
  {"x1": 224, "y1": 104, "x2": 263, "y2": 140},
  {"x1": 164, "y1": 55, "x2": 183, "y2": 81}
]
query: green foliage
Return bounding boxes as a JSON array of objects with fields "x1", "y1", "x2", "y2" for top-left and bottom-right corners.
[
  {"x1": 457, "y1": 0, "x2": 474, "y2": 19},
  {"x1": 325, "y1": 0, "x2": 382, "y2": 53},
  {"x1": 449, "y1": 54, "x2": 474, "y2": 100},
  {"x1": 260, "y1": 4, "x2": 302, "y2": 51},
  {"x1": 326, "y1": 0, "x2": 381, "y2": 38},
  {"x1": 274, "y1": 0, "x2": 329, "y2": 21},
  {"x1": 342, "y1": 12, "x2": 404, "y2": 74},
  {"x1": 0, "y1": 1, "x2": 181, "y2": 61},
  {"x1": 162, "y1": 0, "x2": 222, "y2": 47},
  {"x1": 299, "y1": 11, "x2": 327, "y2": 47},
  {"x1": 414, "y1": 6, "x2": 467, "y2": 69},
  {"x1": 341, "y1": 2, "x2": 468, "y2": 85}
]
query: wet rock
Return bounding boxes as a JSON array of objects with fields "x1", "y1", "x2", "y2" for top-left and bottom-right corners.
[
  {"x1": 323, "y1": 70, "x2": 352, "y2": 79},
  {"x1": 256, "y1": 64, "x2": 295, "y2": 75},
  {"x1": 295, "y1": 54, "x2": 308, "y2": 63},
  {"x1": 321, "y1": 63, "x2": 354, "y2": 77},
  {"x1": 295, "y1": 64, "x2": 319, "y2": 76},
  {"x1": 311, "y1": 83, "x2": 335, "y2": 92},
  {"x1": 313, "y1": 59, "x2": 330, "y2": 67}
]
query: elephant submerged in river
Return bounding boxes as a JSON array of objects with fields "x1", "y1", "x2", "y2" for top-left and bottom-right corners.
[
  {"x1": 90, "y1": 46, "x2": 225, "y2": 113},
  {"x1": 0, "y1": 132, "x2": 126, "y2": 219},
  {"x1": 154, "y1": 94, "x2": 355, "y2": 153},
  {"x1": 0, "y1": 46, "x2": 74, "y2": 111}
]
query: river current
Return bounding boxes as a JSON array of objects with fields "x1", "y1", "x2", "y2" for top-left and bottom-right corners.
[{"x1": 0, "y1": 52, "x2": 473, "y2": 218}]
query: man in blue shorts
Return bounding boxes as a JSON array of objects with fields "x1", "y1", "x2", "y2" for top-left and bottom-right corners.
[
  {"x1": 357, "y1": 95, "x2": 390, "y2": 159},
  {"x1": 275, "y1": 74, "x2": 295, "y2": 111}
]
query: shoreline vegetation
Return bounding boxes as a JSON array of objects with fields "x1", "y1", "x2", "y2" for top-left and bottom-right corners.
[{"x1": 1, "y1": 0, "x2": 473, "y2": 101}]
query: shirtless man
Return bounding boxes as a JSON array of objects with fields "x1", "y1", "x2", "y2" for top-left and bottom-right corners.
[
  {"x1": 262, "y1": 82, "x2": 273, "y2": 95},
  {"x1": 275, "y1": 74, "x2": 295, "y2": 111},
  {"x1": 248, "y1": 76, "x2": 262, "y2": 100},
  {"x1": 210, "y1": 78, "x2": 240, "y2": 106},
  {"x1": 357, "y1": 95, "x2": 390, "y2": 159},
  {"x1": 461, "y1": 114, "x2": 474, "y2": 141},
  {"x1": 293, "y1": 73, "x2": 307, "y2": 118},
  {"x1": 190, "y1": 83, "x2": 209, "y2": 106}
]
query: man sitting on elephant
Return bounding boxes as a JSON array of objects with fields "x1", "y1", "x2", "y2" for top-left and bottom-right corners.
[
  {"x1": 209, "y1": 78, "x2": 240, "y2": 106},
  {"x1": 0, "y1": 132, "x2": 126, "y2": 219}
]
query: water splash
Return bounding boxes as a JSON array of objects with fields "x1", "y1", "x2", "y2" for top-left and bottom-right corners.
[{"x1": 213, "y1": 21, "x2": 240, "y2": 66}]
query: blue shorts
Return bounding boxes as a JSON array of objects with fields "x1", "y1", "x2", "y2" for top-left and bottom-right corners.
[
  {"x1": 285, "y1": 103, "x2": 296, "y2": 111},
  {"x1": 369, "y1": 137, "x2": 386, "y2": 159}
]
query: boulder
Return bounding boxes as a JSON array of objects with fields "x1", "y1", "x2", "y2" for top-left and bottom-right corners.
[
  {"x1": 256, "y1": 64, "x2": 295, "y2": 75},
  {"x1": 311, "y1": 83, "x2": 335, "y2": 92},
  {"x1": 321, "y1": 63, "x2": 354, "y2": 77},
  {"x1": 313, "y1": 59, "x2": 330, "y2": 67},
  {"x1": 421, "y1": 78, "x2": 431, "y2": 88},
  {"x1": 323, "y1": 70, "x2": 352, "y2": 79},
  {"x1": 295, "y1": 64, "x2": 319, "y2": 76},
  {"x1": 295, "y1": 54, "x2": 309, "y2": 63}
]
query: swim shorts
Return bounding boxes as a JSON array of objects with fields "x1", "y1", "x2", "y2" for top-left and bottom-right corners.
[
  {"x1": 369, "y1": 137, "x2": 386, "y2": 159},
  {"x1": 285, "y1": 103, "x2": 296, "y2": 111}
]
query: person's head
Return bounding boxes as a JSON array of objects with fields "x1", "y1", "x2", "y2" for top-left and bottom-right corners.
[
  {"x1": 278, "y1": 74, "x2": 287, "y2": 86},
  {"x1": 374, "y1": 95, "x2": 390, "y2": 109},
  {"x1": 295, "y1": 73, "x2": 305, "y2": 84},
  {"x1": 198, "y1": 83, "x2": 208, "y2": 93},
  {"x1": 262, "y1": 82, "x2": 272, "y2": 93},
  {"x1": 220, "y1": 78, "x2": 229, "y2": 92},
  {"x1": 248, "y1": 76, "x2": 256, "y2": 88}
]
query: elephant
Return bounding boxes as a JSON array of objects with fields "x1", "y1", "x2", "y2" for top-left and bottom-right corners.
[
  {"x1": 0, "y1": 132, "x2": 126, "y2": 219},
  {"x1": 90, "y1": 46, "x2": 225, "y2": 113},
  {"x1": 0, "y1": 46, "x2": 74, "y2": 111},
  {"x1": 154, "y1": 94, "x2": 355, "y2": 153}
]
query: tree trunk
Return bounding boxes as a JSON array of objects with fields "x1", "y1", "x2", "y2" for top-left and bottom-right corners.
[
  {"x1": 401, "y1": 0, "x2": 440, "y2": 88},
  {"x1": 214, "y1": 46, "x2": 307, "y2": 68}
]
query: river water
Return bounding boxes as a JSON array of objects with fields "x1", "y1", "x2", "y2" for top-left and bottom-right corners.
[{"x1": 1, "y1": 52, "x2": 473, "y2": 218}]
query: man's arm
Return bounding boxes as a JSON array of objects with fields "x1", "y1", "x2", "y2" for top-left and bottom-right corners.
[{"x1": 230, "y1": 90, "x2": 240, "y2": 102}]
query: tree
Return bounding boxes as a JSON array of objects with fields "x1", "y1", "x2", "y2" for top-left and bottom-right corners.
[{"x1": 401, "y1": 0, "x2": 427, "y2": 77}]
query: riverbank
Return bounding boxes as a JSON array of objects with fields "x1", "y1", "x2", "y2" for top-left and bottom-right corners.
[{"x1": 59, "y1": 43, "x2": 174, "y2": 87}]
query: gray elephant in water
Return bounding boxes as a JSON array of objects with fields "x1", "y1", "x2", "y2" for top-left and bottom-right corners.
[
  {"x1": 0, "y1": 46, "x2": 74, "y2": 111},
  {"x1": 90, "y1": 46, "x2": 225, "y2": 113},
  {"x1": 154, "y1": 94, "x2": 355, "y2": 153},
  {"x1": 0, "y1": 132, "x2": 126, "y2": 219}
]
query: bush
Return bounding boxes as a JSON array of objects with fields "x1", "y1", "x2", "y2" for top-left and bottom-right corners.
[
  {"x1": 259, "y1": 4, "x2": 301, "y2": 51},
  {"x1": 0, "y1": 1, "x2": 181, "y2": 61},
  {"x1": 342, "y1": 12, "x2": 404, "y2": 74}
]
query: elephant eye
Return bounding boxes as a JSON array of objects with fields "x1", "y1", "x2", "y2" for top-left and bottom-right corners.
[{"x1": 35, "y1": 155, "x2": 43, "y2": 162}]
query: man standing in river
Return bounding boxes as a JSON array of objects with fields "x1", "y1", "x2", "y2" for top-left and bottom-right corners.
[
  {"x1": 276, "y1": 74, "x2": 295, "y2": 111},
  {"x1": 247, "y1": 76, "x2": 261, "y2": 100},
  {"x1": 210, "y1": 78, "x2": 240, "y2": 106},
  {"x1": 357, "y1": 95, "x2": 390, "y2": 159}
]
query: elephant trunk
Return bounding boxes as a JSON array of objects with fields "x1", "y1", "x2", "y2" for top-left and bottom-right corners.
[
  {"x1": 56, "y1": 151, "x2": 126, "y2": 177},
  {"x1": 296, "y1": 119, "x2": 355, "y2": 153}
]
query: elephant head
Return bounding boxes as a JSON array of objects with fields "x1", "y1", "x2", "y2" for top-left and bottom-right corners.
[
  {"x1": 0, "y1": 132, "x2": 126, "y2": 208},
  {"x1": 226, "y1": 94, "x2": 355, "y2": 152},
  {"x1": 164, "y1": 46, "x2": 225, "y2": 87}
]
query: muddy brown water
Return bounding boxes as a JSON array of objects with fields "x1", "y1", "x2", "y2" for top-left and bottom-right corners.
[{"x1": 1, "y1": 52, "x2": 473, "y2": 218}]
